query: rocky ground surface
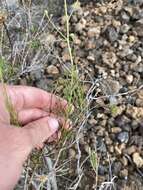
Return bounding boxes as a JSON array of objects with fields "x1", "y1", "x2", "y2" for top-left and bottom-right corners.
[{"x1": 0, "y1": 0, "x2": 143, "y2": 189}]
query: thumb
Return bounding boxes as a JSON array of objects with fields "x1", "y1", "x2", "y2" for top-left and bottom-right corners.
[{"x1": 24, "y1": 117, "x2": 59, "y2": 148}]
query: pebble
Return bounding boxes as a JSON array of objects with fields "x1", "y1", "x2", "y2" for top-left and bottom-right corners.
[
  {"x1": 128, "y1": 35, "x2": 135, "y2": 43},
  {"x1": 126, "y1": 105, "x2": 143, "y2": 119},
  {"x1": 111, "y1": 127, "x2": 122, "y2": 134},
  {"x1": 115, "y1": 144, "x2": 126, "y2": 155},
  {"x1": 133, "y1": 152, "x2": 143, "y2": 168},
  {"x1": 98, "y1": 165, "x2": 107, "y2": 175},
  {"x1": 46, "y1": 65, "x2": 59, "y2": 75},
  {"x1": 126, "y1": 74, "x2": 133, "y2": 84},
  {"x1": 102, "y1": 52, "x2": 117, "y2": 68},
  {"x1": 122, "y1": 156, "x2": 128, "y2": 166},
  {"x1": 120, "y1": 169, "x2": 128, "y2": 178},
  {"x1": 137, "y1": 90, "x2": 143, "y2": 100},
  {"x1": 118, "y1": 48, "x2": 133, "y2": 58},
  {"x1": 69, "y1": 148, "x2": 76, "y2": 158},
  {"x1": 112, "y1": 161, "x2": 122, "y2": 175},
  {"x1": 87, "y1": 26, "x2": 101, "y2": 38},
  {"x1": 135, "y1": 19, "x2": 143, "y2": 37},
  {"x1": 40, "y1": 34, "x2": 56, "y2": 47},
  {"x1": 105, "y1": 26, "x2": 118, "y2": 42},
  {"x1": 124, "y1": 146, "x2": 137, "y2": 155},
  {"x1": 30, "y1": 70, "x2": 43, "y2": 81},
  {"x1": 136, "y1": 98, "x2": 143, "y2": 107},
  {"x1": 120, "y1": 11, "x2": 130, "y2": 22},
  {"x1": 117, "y1": 132, "x2": 129, "y2": 143},
  {"x1": 75, "y1": 18, "x2": 86, "y2": 32},
  {"x1": 120, "y1": 24, "x2": 130, "y2": 34},
  {"x1": 106, "y1": 79, "x2": 122, "y2": 94}
]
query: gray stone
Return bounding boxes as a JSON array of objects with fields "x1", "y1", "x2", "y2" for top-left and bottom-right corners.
[
  {"x1": 120, "y1": 24, "x2": 130, "y2": 34},
  {"x1": 117, "y1": 132, "x2": 129, "y2": 143},
  {"x1": 135, "y1": 19, "x2": 143, "y2": 37},
  {"x1": 112, "y1": 161, "x2": 122, "y2": 175},
  {"x1": 120, "y1": 11, "x2": 130, "y2": 22},
  {"x1": 118, "y1": 48, "x2": 133, "y2": 58},
  {"x1": 30, "y1": 70, "x2": 43, "y2": 81},
  {"x1": 105, "y1": 26, "x2": 118, "y2": 42}
]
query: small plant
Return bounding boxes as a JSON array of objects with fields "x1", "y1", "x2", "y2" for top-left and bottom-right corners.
[
  {"x1": 0, "y1": 58, "x2": 15, "y2": 80},
  {"x1": 89, "y1": 147, "x2": 100, "y2": 188},
  {"x1": 110, "y1": 104, "x2": 118, "y2": 116},
  {"x1": 45, "y1": 0, "x2": 86, "y2": 126},
  {"x1": 30, "y1": 39, "x2": 41, "y2": 50}
]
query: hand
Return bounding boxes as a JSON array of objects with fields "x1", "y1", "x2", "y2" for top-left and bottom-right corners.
[{"x1": 0, "y1": 84, "x2": 69, "y2": 190}]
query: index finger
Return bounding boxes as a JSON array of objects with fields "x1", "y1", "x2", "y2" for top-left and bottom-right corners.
[{"x1": 6, "y1": 85, "x2": 68, "y2": 112}]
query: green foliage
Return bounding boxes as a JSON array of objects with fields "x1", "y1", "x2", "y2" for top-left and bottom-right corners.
[
  {"x1": 63, "y1": 66, "x2": 85, "y2": 111},
  {"x1": 110, "y1": 104, "x2": 118, "y2": 116},
  {"x1": 30, "y1": 39, "x2": 41, "y2": 50},
  {"x1": 89, "y1": 148, "x2": 98, "y2": 173},
  {"x1": 0, "y1": 57, "x2": 15, "y2": 80}
]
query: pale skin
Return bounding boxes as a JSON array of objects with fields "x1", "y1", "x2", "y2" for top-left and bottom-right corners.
[{"x1": 0, "y1": 85, "x2": 70, "y2": 190}]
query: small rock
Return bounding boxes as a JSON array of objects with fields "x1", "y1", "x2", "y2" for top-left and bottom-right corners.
[
  {"x1": 124, "y1": 146, "x2": 137, "y2": 155},
  {"x1": 40, "y1": 33, "x2": 56, "y2": 47},
  {"x1": 126, "y1": 54, "x2": 137, "y2": 62},
  {"x1": 128, "y1": 35, "x2": 135, "y2": 43},
  {"x1": 105, "y1": 26, "x2": 118, "y2": 42},
  {"x1": 62, "y1": 49, "x2": 71, "y2": 62},
  {"x1": 135, "y1": 26, "x2": 143, "y2": 37},
  {"x1": 75, "y1": 22, "x2": 84, "y2": 32},
  {"x1": 137, "y1": 90, "x2": 143, "y2": 100},
  {"x1": 69, "y1": 148, "x2": 76, "y2": 158},
  {"x1": 106, "y1": 79, "x2": 122, "y2": 94},
  {"x1": 98, "y1": 165, "x2": 107, "y2": 175},
  {"x1": 102, "y1": 52, "x2": 117, "y2": 68},
  {"x1": 122, "y1": 156, "x2": 128, "y2": 166},
  {"x1": 134, "y1": 19, "x2": 143, "y2": 37},
  {"x1": 75, "y1": 18, "x2": 86, "y2": 32},
  {"x1": 115, "y1": 144, "x2": 126, "y2": 155},
  {"x1": 36, "y1": 79, "x2": 53, "y2": 91},
  {"x1": 120, "y1": 24, "x2": 130, "y2": 34},
  {"x1": 46, "y1": 65, "x2": 59, "y2": 75},
  {"x1": 126, "y1": 105, "x2": 143, "y2": 119},
  {"x1": 84, "y1": 144, "x2": 90, "y2": 154},
  {"x1": 120, "y1": 169, "x2": 128, "y2": 178},
  {"x1": 112, "y1": 161, "x2": 122, "y2": 175},
  {"x1": 136, "y1": 98, "x2": 143, "y2": 107},
  {"x1": 87, "y1": 55, "x2": 95, "y2": 61},
  {"x1": 87, "y1": 26, "x2": 101, "y2": 38},
  {"x1": 111, "y1": 127, "x2": 122, "y2": 133},
  {"x1": 118, "y1": 47, "x2": 133, "y2": 58},
  {"x1": 126, "y1": 74, "x2": 133, "y2": 84},
  {"x1": 133, "y1": 152, "x2": 143, "y2": 168},
  {"x1": 30, "y1": 70, "x2": 43, "y2": 81},
  {"x1": 117, "y1": 132, "x2": 129, "y2": 143},
  {"x1": 109, "y1": 145, "x2": 114, "y2": 153},
  {"x1": 120, "y1": 11, "x2": 130, "y2": 22}
]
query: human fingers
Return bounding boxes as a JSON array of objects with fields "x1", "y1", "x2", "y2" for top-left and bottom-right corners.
[
  {"x1": 18, "y1": 108, "x2": 49, "y2": 125},
  {"x1": 23, "y1": 116, "x2": 59, "y2": 148},
  {"x1": 5, "y1": 85, "x2": 68, "y2": 112}
]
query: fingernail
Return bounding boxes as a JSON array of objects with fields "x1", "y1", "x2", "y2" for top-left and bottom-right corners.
[{"x1": 48, "y1": 118, "x2": 59, "y2": 131}]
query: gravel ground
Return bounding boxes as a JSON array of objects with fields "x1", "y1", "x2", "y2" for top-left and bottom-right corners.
[{"x1": 0, "y1": 0, "x2": 143, "y2": 189}]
